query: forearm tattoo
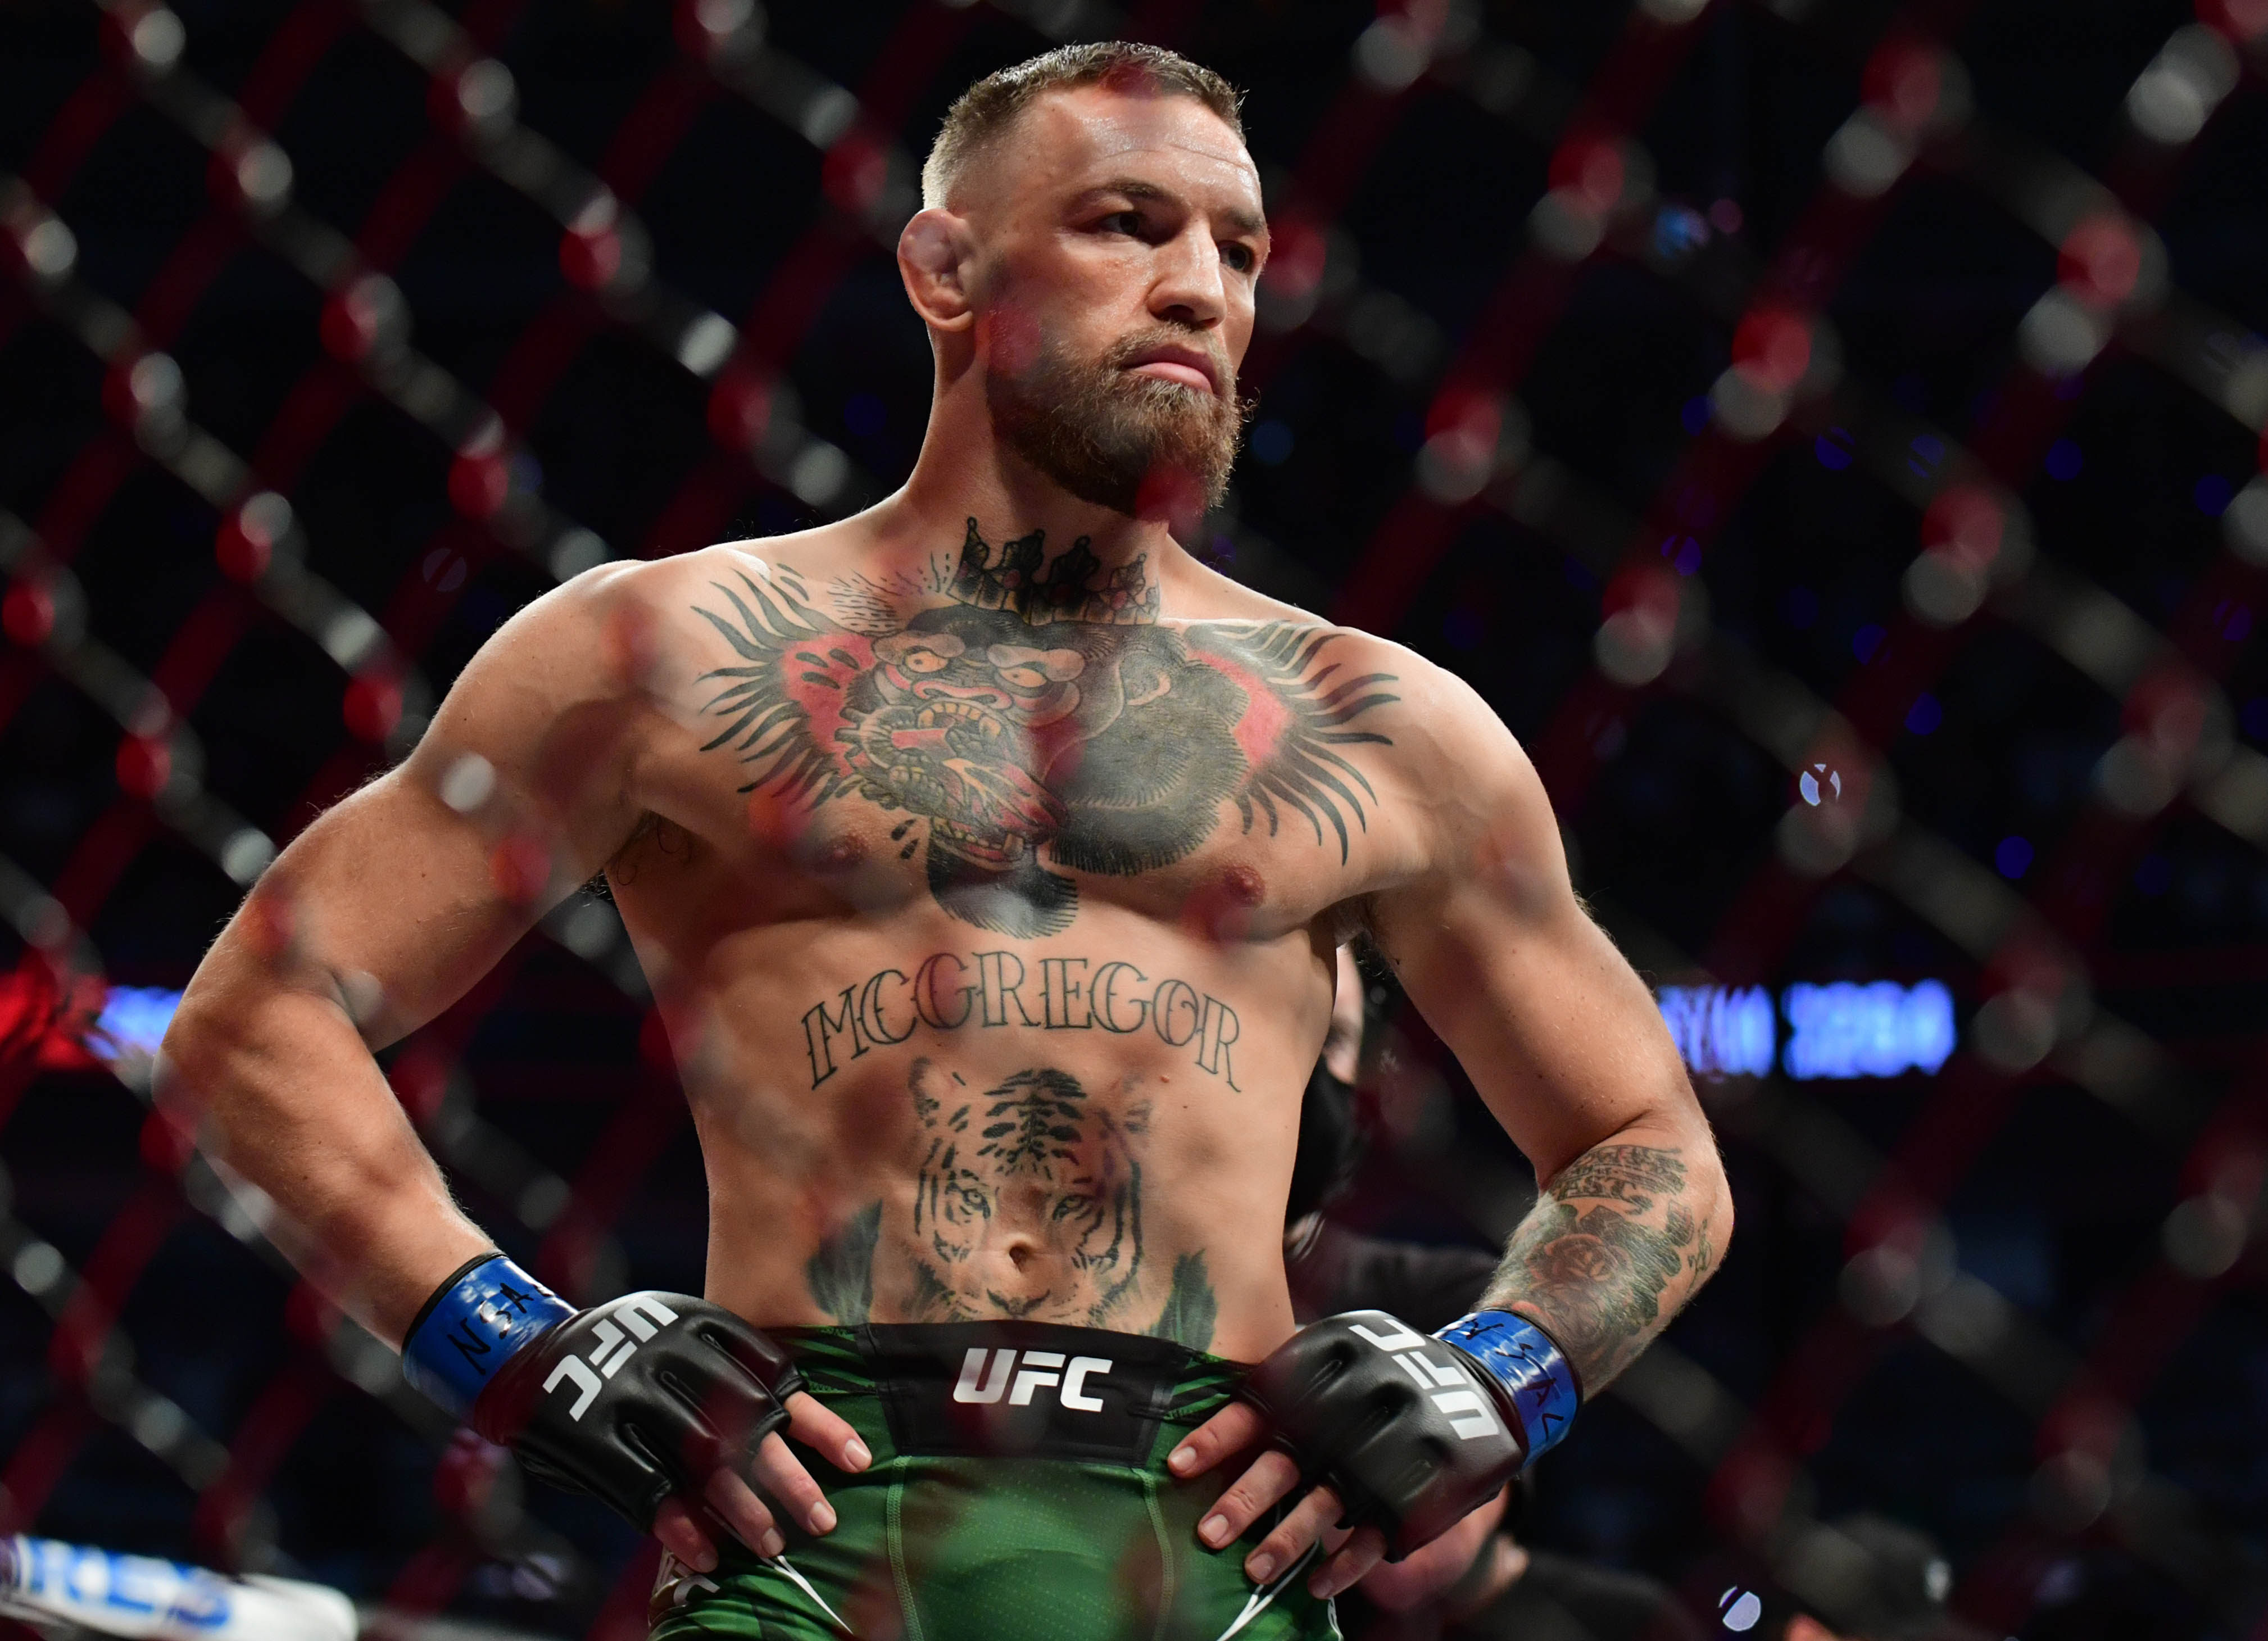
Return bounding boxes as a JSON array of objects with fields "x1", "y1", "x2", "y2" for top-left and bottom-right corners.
[
  {"x1": 1482, "y1": 1143, "x2": 1718, "y2": 1391},
  {"x1": 694, "y1": 520, "x2": 1396, "y2": 936}
]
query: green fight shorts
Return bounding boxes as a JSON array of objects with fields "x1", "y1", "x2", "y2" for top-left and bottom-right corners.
[{"x1": 647, "y1": 1322, "x2": 1339, "y2": 1641}]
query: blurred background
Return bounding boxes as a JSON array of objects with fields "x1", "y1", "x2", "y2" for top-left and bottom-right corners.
[{"x1": 2, "y1": 0, "x2": 2267, "y2": 1635}]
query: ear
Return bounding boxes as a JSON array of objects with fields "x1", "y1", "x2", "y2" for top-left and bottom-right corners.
[{"x1": 898, "y1": 209, "x2": 976, "y2": 333}]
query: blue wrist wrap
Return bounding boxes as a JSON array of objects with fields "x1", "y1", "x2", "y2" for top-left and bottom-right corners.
[
  {"x1": 402, "y1": 1254, "x2": 575, "y2": 1420},
  {"x1": 1435, "y1": 1310, "x2": 1581, "y2": 1463}
]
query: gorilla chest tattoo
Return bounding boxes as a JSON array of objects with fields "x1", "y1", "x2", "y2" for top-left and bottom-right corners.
[{"x1": 693, "y1": 520, "x2": 1399, "y2": 935}]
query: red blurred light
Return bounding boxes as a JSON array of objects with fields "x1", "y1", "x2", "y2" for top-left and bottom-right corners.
[
  {"x1": 639, "y1": 1005, "x2": 678, "y2": 1067},
  {"x1": 1258, "y1": 214, "x2": 1327, "y2": 301},
  {"x1": 1549, "y1": 134, "x2": 1626, "y2": 215},
  {"x1": 138, "y1": 1108, "x2": 194, "y2": 1172},
  {"x1": 560, "y1": 226, "x2": 622, "y2": 291},
  {"x1": 1731, "y1": 306, "x2": 1812, "y2": 392},
  {"x1": 2, "y1": 581, "x2": 54, "y2": 645},
  {"x1": 115, "y1": 735, "x2": 171, "y2": 798},
  {"x1": 343, "y1": 672, "x2": 402, "y2": 741},
  {"x1": 448, "y1": 450, "x2": 510, "y2": 518},
  {"x1": 1603, "y1": 563, "x2": 1681, "y2": 624},
  {"x1": 319, "y1": 283, "x2": 380, "y2": 361},
  {"x1": 214, "y1": 514, "x2": 272, "y2": 583},
  {"x1": 707, "y1": 371, "x2": 770, "y2": 452},
  {"x1": 822, "y1": 132, "x2": 888, "y2": 215},
  {"x1": 1921, "y1": 484, "x2": 2005, "y2": 570},
  {"x1": 388, "y1": 1044, "x2": 450, "y2": 1127},
  {"x1": 1862, "y1": 38, "x2": 1944, "y2": 132},
  {"x1": 2198, "y1": 0, "x2": 2268, "y2": 43},
  {"x1": 2058, "y1": 215, "x2": 2140, "y2": 307},
  {"x1": 101, "y1": 357, "x2": 152, "y2": 429},
  {"x1": 283, "y1": 1280, "x2": 342, "y2": 1344},
  {"x1": 1424, "y1": 387, "x2": 1502, "y2": 445}
]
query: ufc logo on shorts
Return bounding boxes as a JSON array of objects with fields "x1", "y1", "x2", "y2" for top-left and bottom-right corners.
[
  {"x1": 1349, "y1": 1317, "x2": 1502, "y2": 1441},
  {"x1": 952, "y1": 1347, "x2": 1112, "y2": 1412},
  {"x1": 543, "y1": 1295, "x2": 681, "y2": 1420}
]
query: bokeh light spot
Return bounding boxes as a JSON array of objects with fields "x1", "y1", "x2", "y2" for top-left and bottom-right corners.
[
  {"x1": 1250, "y1": 420, "x2": 1294, "y2": 465},
  {"x1": 1652, "y1": 203, "x2": 1708, "y2": 261}
]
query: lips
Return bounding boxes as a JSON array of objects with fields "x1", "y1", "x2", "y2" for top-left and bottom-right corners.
[{"x1": 1122, "y1": 345, "x2": 1221, "y2": 396}]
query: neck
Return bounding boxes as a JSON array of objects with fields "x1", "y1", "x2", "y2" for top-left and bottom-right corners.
[{"x1": 876, "y1": 374, "x2": 1190, "y2": 581}]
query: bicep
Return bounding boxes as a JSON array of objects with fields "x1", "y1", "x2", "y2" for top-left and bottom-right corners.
[
  {"x1": 1368, "y1": 718, "x2": 1694, "y2": 1182},
  {"x1": 223, "y1": 772, "x2": 542, "y2": 1042},
  {"x1": 201, "y1": 581, "x2": 650, "y2": 1045}
]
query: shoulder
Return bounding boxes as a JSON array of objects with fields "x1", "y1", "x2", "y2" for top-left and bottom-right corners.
[
  {"x1": 1175, "y1": 613, "x2": 1536, "y2": 876},
  {"x1": 1177, "y1": 613, "x2": 1520, "y2": 786},
  {"x1": 1338, "y1": 636, "x2": 1544, "y2": 854},
  {"x1": 495, "y1": 529, "x2": 862, "y2": 690},
  {"x1": 1257, "y1": 624, "x2": 1518, "y2": 784},
  {"x1": 1253, "y1": 628, "x2": 1550, "y2": 895}
]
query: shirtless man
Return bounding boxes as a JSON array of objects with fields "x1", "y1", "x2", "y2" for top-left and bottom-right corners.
[{"x1": 160, "y1": 42, "x2": 1729, "y2": 1641}]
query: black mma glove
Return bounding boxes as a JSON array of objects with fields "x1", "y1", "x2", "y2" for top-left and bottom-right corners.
[
  {"x1": 1241, "y1": 1308, "x2": 1579, "y2": 1560},
  {"x1": 401, "y1": 1253, "x2": 802, "y2": 1532}
]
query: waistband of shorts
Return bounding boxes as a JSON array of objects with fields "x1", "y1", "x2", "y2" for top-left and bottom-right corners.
[{"x1": 771, "y1": 1322, "x2": 1245, "y2": 1469}]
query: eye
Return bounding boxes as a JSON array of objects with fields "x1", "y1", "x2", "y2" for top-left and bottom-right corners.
[
  {"x1": 1099, "y1": 210, "x2": 1145, "y2": 237},
  {"x1": 1221, "y1": 242, "x2": 1258, "y2": 273},
  {"x1": 904, "y1": 650, "x2": 949, "y2": 673}
]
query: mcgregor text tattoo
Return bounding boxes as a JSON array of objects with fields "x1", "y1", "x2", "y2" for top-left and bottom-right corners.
[{"x1": 798, "y1": 947, "x2": 1243, "y2": 1091}]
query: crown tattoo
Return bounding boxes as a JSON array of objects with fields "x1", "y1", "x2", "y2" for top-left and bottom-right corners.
[{"x1": 946, "y1": 518, "x2": 1162, "y2": 625}]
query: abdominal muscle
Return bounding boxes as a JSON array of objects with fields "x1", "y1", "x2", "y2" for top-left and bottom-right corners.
[{"x1": 654, "y1": 919, "x2": 1328, "y2": 1363}]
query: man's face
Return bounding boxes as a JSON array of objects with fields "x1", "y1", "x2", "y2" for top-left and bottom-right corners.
[{"x1": 961, "y1": 85, "x2": 1268, "y2": 516}]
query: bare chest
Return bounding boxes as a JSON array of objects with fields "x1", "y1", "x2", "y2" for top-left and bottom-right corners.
[{"x1": 622, "y1": 562, "x2": 1405, "y2": 945}]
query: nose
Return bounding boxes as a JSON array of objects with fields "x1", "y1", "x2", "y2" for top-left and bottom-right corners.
[{"x1": 1149, "y1": 218, "x2": 1227, "y2": 330}]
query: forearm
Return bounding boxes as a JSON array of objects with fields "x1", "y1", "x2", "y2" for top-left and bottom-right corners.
[
  {"x1": 161, "y1": 965, "x2": 489, "y2": 1347},
  {"x1": 1477, "y1": 1122, "x2": 1730, "y2": 1391}
]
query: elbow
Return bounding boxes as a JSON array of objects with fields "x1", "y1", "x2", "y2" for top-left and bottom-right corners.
[{"x1": 156, "y1": 993, "x2": 234, "y2": 1123}]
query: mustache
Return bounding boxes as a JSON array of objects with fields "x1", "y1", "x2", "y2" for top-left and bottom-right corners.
[{"x1": 1101, "y1": 327, "x2": 1236, "y2": 396}]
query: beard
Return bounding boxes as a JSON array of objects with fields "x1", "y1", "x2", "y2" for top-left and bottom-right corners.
[{"x1": 986, "y1": 323, "x2": 1248, "y2": 519}]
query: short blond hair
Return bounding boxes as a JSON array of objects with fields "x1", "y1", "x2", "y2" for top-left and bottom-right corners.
[{"x1": 921, "y1": 42, "x2": 1245, "y2": 210}]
